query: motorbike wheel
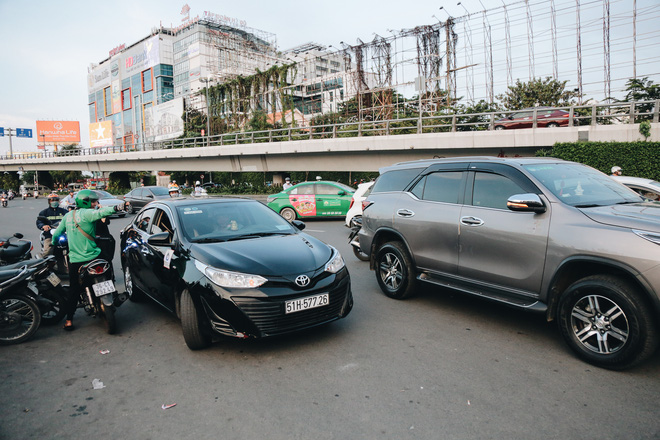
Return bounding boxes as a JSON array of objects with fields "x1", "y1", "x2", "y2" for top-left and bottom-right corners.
[
  {"x1": 352, "y1": 244, "x2": 370, "y2": 262},
  {"x1": 40, "y1": 287, "x2": 67, "y2": 326},
  {"x1": 0, "y1": 294, "x2": 41, "y2": 345},
  {"x1": 100, "y1": 302, "x2": 117, "y2": 335},
  {"x1": 180, "y1": 289, "x2": 210, "y2": 350}
]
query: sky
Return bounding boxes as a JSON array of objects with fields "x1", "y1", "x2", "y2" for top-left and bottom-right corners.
[{"x1": 1, "y1": 0, "x2": 657, "y2": 156}]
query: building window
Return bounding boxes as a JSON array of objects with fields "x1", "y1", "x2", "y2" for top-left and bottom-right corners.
[
  {"x1": 103, "y1": 87, "x2": 112, "y2": 116},
  {"x1": 142, "y1": 68, "x2": 153, "y2": 93},
  {"x1": 89, "y1": 102, "x2": 97, "y2": 122},
  {"x1": 122, "y1": 88, "x2": 132, "y2": 111}
]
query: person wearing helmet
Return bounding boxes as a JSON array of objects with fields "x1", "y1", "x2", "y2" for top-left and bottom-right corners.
[
  {"x1": 51, "y1": 189, "x2": 125, "y2": 331},
  {"x1": 611, "y1": 166, "x2": 622, "y2": 176},
  {"x1": 283, "y1": 177, "x2": 293, "y2": 190},
  {"x1": 36, "y1": 193, "x2": 68, "y2": 257},
  {"x1": 193, "y1": 181, "x2": 206, "y2": 197}
]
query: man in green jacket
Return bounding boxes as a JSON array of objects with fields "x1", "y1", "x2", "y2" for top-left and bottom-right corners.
[{"x1": 51, "y1": 189, "x2": 124, "y2": 331}]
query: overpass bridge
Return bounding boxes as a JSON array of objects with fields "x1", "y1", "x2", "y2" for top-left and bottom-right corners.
[{"x1": 2, "y1": 104, "x2": 658, "y2": 173}]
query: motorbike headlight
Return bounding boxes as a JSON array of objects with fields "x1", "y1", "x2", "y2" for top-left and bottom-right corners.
[
  {"x1": 195, "y1": 260, "x2": 266, "y2": 289},
  {"x1": 325, "y1": 247, "x2": 345, "y2": 274}
]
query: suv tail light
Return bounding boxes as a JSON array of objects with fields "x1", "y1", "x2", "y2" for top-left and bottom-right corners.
[
  {"x1": 362, "y1": 200, "x2": 373, "y2": 211},
  {"x1": 349, "y1": 199, "x2": 355, "y2": 209}
]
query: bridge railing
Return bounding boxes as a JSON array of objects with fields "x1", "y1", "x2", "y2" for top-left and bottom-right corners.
[{"x1": 3, "y1": 100, "x2": 658, "y2": 161}]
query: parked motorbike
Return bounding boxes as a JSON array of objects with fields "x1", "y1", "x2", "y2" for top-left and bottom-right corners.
[
  {"x1": 22, "y1": 192, "x2": 27, "y2": 200},
  {"x1": 37, "y1": 217, "x2": 69, "y2": 276},
  {"x1": 8, "y1": 191, "x2": 14, "y2": 200},
  {"x1": 348, "y1": 217, "x2": 369, "y2": 261},
  {"x1": 0, "y1": 266, "x2": 42, "y2": 345},
  {"x1": 1, "y1": 194, "x2": 7, "y2": 208},
  {"x1": 1, "y1": 255, "x2": 67, "y2": 326},
  {"x1": 0, "y1": 233, "x2": 33, "y2": 265}
]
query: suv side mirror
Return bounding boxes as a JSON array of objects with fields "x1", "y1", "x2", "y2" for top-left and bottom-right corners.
[{"x1": 507, "y1": 193, "x2": 546, "y2": 213}]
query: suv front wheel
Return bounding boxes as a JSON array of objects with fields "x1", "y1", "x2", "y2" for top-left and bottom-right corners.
[
  {"x1": 558, "y1": 275, "x2": 659, "y2": 370},
  {"x1": 375, "y1": 241, "x2": 417, "y2": 299}
]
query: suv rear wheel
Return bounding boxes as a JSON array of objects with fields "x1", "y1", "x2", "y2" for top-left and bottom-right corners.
[
  {"x1": 558, "y1": 275, "x2": 659, "y2": 370},
  {"x1": 375, "y1": 241, "x2": 417, "y2": 299}
]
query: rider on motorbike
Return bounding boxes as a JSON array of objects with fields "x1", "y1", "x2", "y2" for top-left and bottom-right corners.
[
  {"x1": 50, "y1": 189, "x2": 124, "y2": 331},
  {"x1": 36, "y1": 194, "x2": 68, "y2": 257}
]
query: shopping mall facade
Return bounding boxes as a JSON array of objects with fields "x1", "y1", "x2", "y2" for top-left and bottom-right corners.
[{"x1": 87, "y1": 13, "x2": 355, "y2": 148}]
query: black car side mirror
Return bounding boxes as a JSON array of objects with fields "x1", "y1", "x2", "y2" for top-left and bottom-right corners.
[
  {"x1": 148, "y1": 232, "x2": 174, "y2": 247},
  {"x1": 292, "y1": 220, "x2": 306, "y2": 231}
]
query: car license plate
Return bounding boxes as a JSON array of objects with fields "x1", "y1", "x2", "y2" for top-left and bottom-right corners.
[
  {"x1": 285, "y1": 293, "x2": 329, "y2": 314},
  {"x1": 92, "y1": 280, "x2": 115, "y2": 297},
  {"x1": 47, "y1": 272, "x2": 61, "y2": 287}
]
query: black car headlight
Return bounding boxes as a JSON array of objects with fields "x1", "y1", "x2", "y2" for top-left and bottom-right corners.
[
  {"x1": 195, "y1": 260, "x2": 267, "y2": 289},
  {"x1": 325, "y1": 247, "x2": 345, "y2": 274}
]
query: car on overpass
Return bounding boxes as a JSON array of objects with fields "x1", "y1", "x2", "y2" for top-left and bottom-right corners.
[
  {"x1": 494, "y1": 107, "x2": 569, "y2": 130},
  {"x1": 267, "y1": 180, "x2": 355, "y2": 222}
]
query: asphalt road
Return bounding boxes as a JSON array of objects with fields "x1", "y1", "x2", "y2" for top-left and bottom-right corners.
[{"x1": 1, "y1": 197, "x2": 659, "y2": 440}]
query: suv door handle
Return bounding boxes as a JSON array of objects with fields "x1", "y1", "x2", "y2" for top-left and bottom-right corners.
[
  {"x1": 460, "y1": 216, "x2": 484, "y2": 226},
  {"x1": 396, "y1": 209, "x2": 415, "y2": 217}
]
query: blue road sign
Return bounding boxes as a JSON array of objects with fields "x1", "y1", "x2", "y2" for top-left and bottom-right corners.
[
  {"x1": 16, "y1": 128, "x2": 32, "y2": 138},
  {"x1": 0, "y1": 127, "x2": 4, "y2": 136}
]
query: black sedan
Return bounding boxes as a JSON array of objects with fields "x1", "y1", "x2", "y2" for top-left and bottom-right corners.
[
  {"x1": 123, "y1": 186, "x2": 172, "y2": 213},
  {"x1": 119, "y1": 198, "x2": 353, "y2": 349}
]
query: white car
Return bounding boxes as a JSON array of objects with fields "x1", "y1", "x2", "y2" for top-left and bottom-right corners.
[
  {"x1": 345, "y1": 181, "x2": 374, "y2": 227},
  {"x1": 611, "y1": 175, "x2": 660, "y2": 201}
]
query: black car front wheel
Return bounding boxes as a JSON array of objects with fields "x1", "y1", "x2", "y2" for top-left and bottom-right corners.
[
  {"x1": 180, "y1": 290, "x2": 211, "y2": 350},
  {"x1": 124, "y1": 266, "x2": 145, "y2": 302},
  {"x1": 375, "y1": 241, "x2": 417, "y2": 299},
  {"x1": 558, "y1": 275, "x2": 659, "y2": 370}
]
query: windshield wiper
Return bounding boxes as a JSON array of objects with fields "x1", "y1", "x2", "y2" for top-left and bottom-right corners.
[
  {"x1": 225, "y1": 232, "x2": 289, "y2": 242},
  {"x1": 574, "y1": 203, "x2": 601, "y2": 208},
  {"x1": 191, "y1": 237, "x2": 227, "y2": 243}
]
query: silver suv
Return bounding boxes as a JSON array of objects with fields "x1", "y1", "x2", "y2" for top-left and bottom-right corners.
[{"x1": 359, "y1": 157, "x2": 660, "y2": 369}]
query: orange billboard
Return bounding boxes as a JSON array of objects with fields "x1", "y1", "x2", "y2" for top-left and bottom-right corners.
[{"x1": 36, "y1": 121, "x2": 81, "y2": 143}]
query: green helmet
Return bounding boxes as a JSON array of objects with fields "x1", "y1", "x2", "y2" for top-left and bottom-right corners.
[{"x1": 75, "y1": 189, "x2": 99, "y2": 209}]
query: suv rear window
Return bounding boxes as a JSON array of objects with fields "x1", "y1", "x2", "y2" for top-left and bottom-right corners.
[{"x1": 372, "y1": 168, "x2": 424, "y2": 193}]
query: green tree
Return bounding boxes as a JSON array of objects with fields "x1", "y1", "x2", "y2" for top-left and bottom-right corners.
[
  {"x1": 617, "y1": 77, "x2": 659, "y2": 120},
  {"x1": 0, "y1": 171, "x2": 20, "y2": 191},
  {"x1": 50, "y1": 170, "x2": 84, "y2": 188},
  {"x1": 497, "y1": 77, "x2": 581, "y2": 110}
]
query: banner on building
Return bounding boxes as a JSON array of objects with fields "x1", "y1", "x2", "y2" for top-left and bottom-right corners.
[
  {"x1": 89, "y1": 121, "x2": 114, "y2": 147},
  {"x1": 121, "y1": 35, "x2": 160, "y2": 77},
  {"x1": 144, "y1": 97, "x2": 184, "y2": 142},
  {"x1": 36, "y1": 121, "x2": 81, "y2": 143}
]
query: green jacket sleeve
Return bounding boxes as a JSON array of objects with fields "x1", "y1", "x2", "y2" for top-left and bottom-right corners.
[{"x1": 78, "y1": 206, "x2": 116, "y2": 223}]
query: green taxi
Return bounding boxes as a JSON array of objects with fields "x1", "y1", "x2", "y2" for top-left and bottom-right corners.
[{"x1": 267, "y1": 181, "x2": 355, "y2": 221}]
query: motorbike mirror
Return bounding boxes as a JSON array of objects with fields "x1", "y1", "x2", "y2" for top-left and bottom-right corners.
[
  {"x1": 13, "y1": 233, "x2": 24, "y2": 239},
  {"x1": 291, "y1": 220, "x2": 306, "y2": 231}
]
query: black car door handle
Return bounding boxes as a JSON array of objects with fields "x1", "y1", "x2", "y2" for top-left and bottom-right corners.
[
  {"x1": 460, "y1": 216, "x2": 484, "y2": 226},
  {"x1": 396, "y1": 209, "x2": 415, "y2": 217}
]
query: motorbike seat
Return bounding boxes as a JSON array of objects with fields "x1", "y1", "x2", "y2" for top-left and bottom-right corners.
[
  {"x1": 0, "y1": 241, "x2": 31, "y2": 259},
  {"x1": 1, "y1": 258, "x2": 48, "y2": 270},
  {"x1": 0, "y1": 268, "x2": 25, "y2": 284}
]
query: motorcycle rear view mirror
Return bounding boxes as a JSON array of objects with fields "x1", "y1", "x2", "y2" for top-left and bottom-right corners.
[{"x1": 13, "y1": 233, "x2": 24, "y2": 239}]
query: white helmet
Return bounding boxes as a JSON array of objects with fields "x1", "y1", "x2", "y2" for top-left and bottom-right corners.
[
  {"x1": 196, "y1": 181, "x2": 201, "y2": 185},
  {"x1": 611, "y1": 166, "x2": 622, "y2": 174}
]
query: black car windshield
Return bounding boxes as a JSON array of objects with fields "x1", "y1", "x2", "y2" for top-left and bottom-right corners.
[
  {"x1": 177, "y1": 201, "x2": 298, "y2": 242},
  {"x1": 151, "y1": 187, "x2": 171, "y2": 196},
  {"x1": 524, "y1": 163, "x2": 642, "y2": 207}
]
